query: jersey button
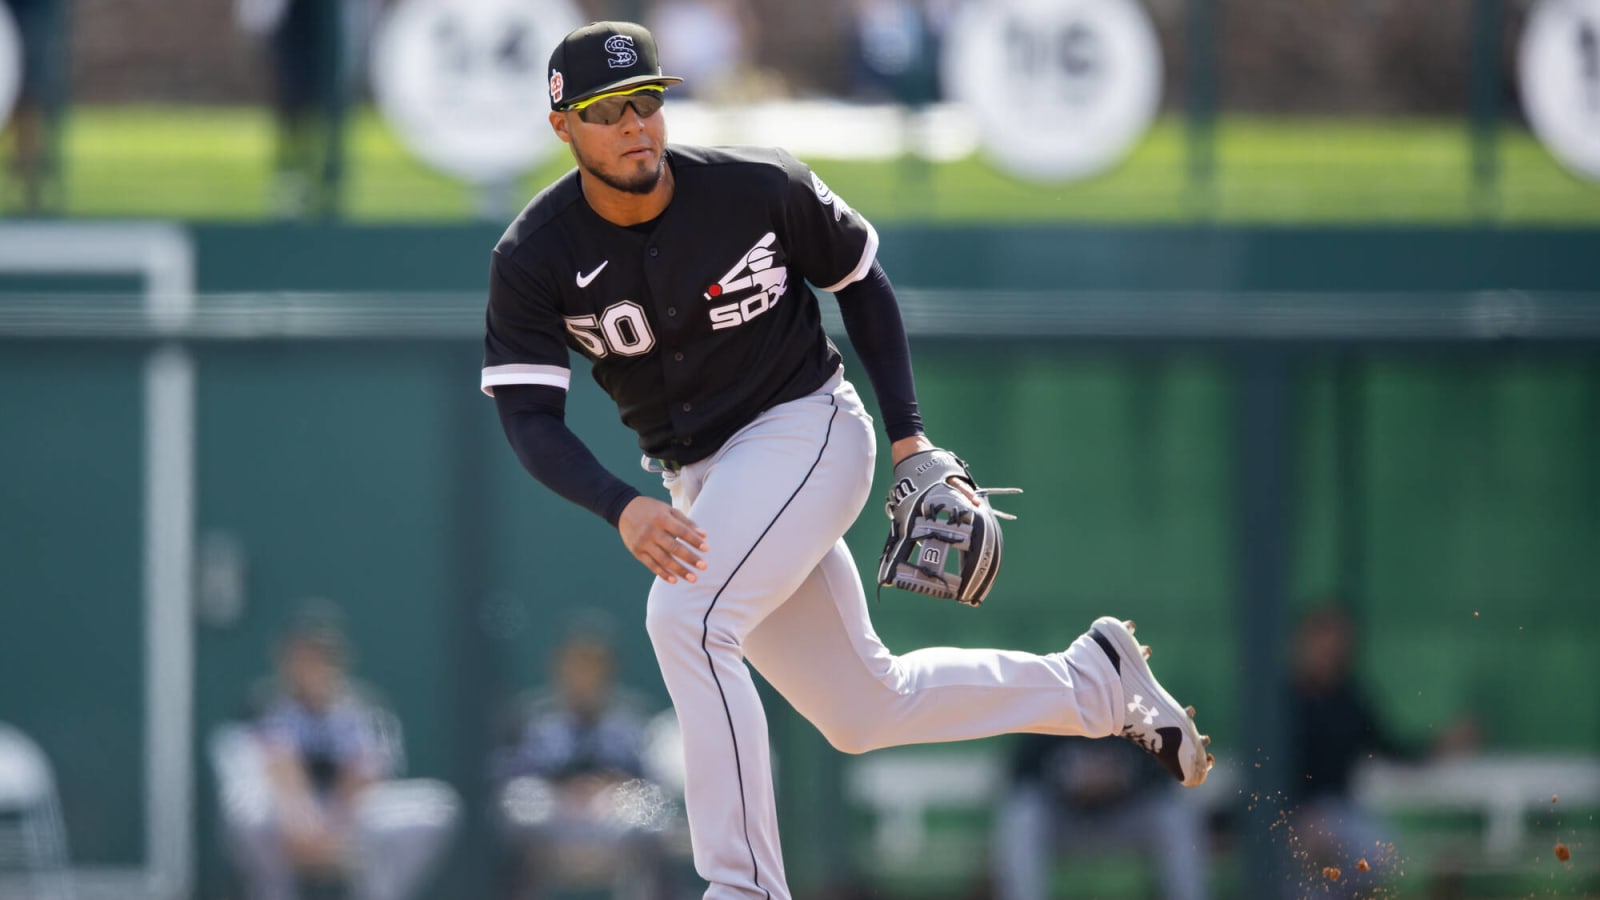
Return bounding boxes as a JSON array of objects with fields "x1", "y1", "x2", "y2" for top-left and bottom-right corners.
[
  {"x1": 666, "y1": 307, "x2": 677, "y2": 317},
  {"x1": 673, "y1": 352, "x2": 684, "y2": 361},
  {"x1": 680, "y1": 437, "x2": 692, "y2": 446},
  {"x1": 649, "y1": 248, "x2": 659, "y2": 257},
  {"x1": 681, "y1": 402, "x2": 692, "y2": 412}
]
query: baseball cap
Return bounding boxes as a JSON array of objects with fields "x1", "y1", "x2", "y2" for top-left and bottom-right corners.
[{"x1": 548, "y1": 21, "x2": 684, "y2": 111}]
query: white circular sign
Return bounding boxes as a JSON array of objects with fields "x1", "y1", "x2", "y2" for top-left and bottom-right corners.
[
  {"x1": 942, "y1": 0, "x2": 1163, "y2": 182},
  {"x1": 1519, "y1": 0, "x2": 1600, "y2": 181},
  {"x1": 0, "y1": 3, "x2": 22, "y2": 131},
  {"x1": 371, "y1": 0, "x2": 582, "y2": 184}
]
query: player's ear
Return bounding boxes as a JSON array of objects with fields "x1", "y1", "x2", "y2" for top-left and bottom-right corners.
[{"x1": 549, "y1": 111, "x2": 572, "y2": 145}]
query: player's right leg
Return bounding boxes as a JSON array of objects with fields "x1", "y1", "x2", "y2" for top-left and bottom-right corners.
[{"x1": 642, "y1": 371, "x2": 877, "y2": 900}]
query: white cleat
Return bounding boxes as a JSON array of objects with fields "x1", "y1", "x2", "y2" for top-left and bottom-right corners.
[{"x1": 1088, "y1": 616, "x2": 1214, "y2": 787}]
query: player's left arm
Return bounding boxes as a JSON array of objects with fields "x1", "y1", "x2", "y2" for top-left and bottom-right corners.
[
  {"x1": 834, "y1": 263, "x2": 931, "y2": 466},
  {"x1": 779, "y1": 152, "x2": 928, "y2": 464}
]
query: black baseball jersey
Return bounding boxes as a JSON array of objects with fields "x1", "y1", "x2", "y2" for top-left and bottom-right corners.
[{"x1": 481, "y1": 144, "x2": 879, "y2": 464}]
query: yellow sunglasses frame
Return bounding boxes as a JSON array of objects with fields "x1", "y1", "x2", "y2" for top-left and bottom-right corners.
[{"x1": 569, "y1": 82, "x2": 668, "y2": 111}]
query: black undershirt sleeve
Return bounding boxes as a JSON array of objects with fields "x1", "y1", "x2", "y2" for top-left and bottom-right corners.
[
  {"x1": 494, "y1": 384, "x2": 641, "y2": 527},
  {"x1": 833, "y1": 261, "x2": 924, "y2": 441}
]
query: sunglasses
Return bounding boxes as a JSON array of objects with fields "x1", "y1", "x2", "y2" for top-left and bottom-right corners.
[{"x1": 566, "y1": 86, "x2": 666, "y2": 126}]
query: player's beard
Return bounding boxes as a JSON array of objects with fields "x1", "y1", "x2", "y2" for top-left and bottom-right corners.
[{"x1": 573, "y1": 140, "x2": 665, "y2": 195}]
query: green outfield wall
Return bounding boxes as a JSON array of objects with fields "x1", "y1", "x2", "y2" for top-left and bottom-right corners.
[{"x1": 1, "y1": 224, "x2": 1596, "y2": 897}]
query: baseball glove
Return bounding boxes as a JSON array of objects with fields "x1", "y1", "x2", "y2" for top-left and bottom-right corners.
[{"x1": 877, "y1": 448, "x2": 1020, "y2": 606}]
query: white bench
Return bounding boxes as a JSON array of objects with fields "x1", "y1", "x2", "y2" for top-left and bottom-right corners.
[
  {"x1": 845, "y1": 749, "x2": 1004, "y2": 870},
  {"x1": 844, "y1": 746, "x2": 1241, "y2": 875},
  {"x1": 1351, "y1": 753, "x2": 1600, "y2": 863}
]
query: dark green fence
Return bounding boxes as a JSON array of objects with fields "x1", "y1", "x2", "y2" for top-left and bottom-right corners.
[{"x1": 1, "y1": 224, "x2": 1596, "y2": 898}]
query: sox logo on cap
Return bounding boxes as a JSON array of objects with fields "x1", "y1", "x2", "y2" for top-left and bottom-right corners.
[{"x1": 604, "y1": 34, "x2": 637, "y2": 68}]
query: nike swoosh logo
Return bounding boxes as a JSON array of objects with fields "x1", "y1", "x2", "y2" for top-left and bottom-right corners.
[{"x1": 576, "y1": 260, "x2": 609, "y2": 288}]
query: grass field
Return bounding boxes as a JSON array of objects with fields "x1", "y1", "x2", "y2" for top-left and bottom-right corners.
[{"x1": 15, "y1": 104, "x2": 1600, "y2": 223}]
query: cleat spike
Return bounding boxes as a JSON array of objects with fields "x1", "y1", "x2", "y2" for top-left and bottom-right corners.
[
  {"x1": 1202, "y1": 734, "x2": 1212, "y2": 747},
  {"x1": 1205, "y1": 753, "x2": 1215, "y2": 769},
  {"x1": 1185, "y1": 705, "x2": 1196, "y2": 718},
  {"x1": 1123, "y1": 619, "x2": 1136, "y2": 633},
  {"x1": 1141, "y1": 645, "x2": 1152, "y2": 659}
]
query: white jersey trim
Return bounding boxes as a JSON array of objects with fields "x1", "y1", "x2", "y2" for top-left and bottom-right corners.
[
  {"x1": 819, "y1": 220, "x2": 880, "y2": 294},
  {"x1": 480, "y1": 363, "x2": 571, "y2": 396}
]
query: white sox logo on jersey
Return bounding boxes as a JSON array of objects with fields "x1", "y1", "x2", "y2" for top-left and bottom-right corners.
[{"x1": 704, "y1": 232, "x2": 789, "y2": 331}]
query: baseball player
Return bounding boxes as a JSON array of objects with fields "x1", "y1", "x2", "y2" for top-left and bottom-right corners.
[{"x1": 482, "y1": 21, "x2": 1213, "y2": 899}]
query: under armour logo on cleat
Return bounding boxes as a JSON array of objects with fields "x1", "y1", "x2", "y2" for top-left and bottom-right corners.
[{"x1": 1128, "y1": 694, "x2": 1159, "y2": 725}]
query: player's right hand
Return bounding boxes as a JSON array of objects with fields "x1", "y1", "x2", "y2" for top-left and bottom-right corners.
[{"x1": 618, "y1": 495, "x2": 709, "y2": 585}]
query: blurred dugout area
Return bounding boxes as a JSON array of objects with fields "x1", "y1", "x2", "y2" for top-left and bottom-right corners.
[{"x1": 0, "y1": 222, "x2": 1597, "y2": 899}]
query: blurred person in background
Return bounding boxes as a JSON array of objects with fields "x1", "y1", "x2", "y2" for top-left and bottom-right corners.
[
  {"x1": 645, "y1": 0, "x2": 763, "y2": 103},
  {"x1": 1280, "y1": 603, "x2": 1479, "y2": 899},
  {"x1": 493, "y1": 617, "x2": 675, "y2": 900},
  {"x1": 1, "y1": 0, "x2": 65, "y2": 213},
  {"x1": 234, "y1": 0, "x2": 377, "y2": 217},
  {"x1": 850, "y1": 0, "x2": 950, "y2": 104},
  {"x1": 220, "y1": 605, "x2": 458, "y2": 900},
  {"x1": 993, "y1": 734, "x2": 1211, "y2": 900}
]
